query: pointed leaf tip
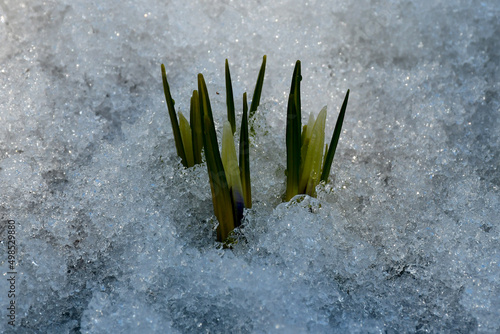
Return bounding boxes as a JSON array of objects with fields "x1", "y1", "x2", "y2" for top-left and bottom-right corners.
[
  {"x1": 225, "y1": 59, "x2": 236, "y2": 134},
  {"x1": 162, "y1": 64, "x2": 187, "y2": 167},
  {"x1": 249, "y1": 55, "x2": 267, "y2": 118},
  {"x1": 320, "y1": 90, "x2": 349, "y2": 183}
]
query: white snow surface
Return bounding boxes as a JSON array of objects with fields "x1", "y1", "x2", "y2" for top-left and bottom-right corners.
[{"x1": 1, "y1": 0, "x2": 499, "y2": 333}]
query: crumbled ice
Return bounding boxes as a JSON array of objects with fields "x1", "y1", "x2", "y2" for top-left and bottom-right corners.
[{"x1": 1, "y1": 0, "x2": 499, "y2": 332}]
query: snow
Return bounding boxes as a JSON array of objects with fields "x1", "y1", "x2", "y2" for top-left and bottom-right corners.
[{"x1": 1, "y1": 0, "x2": 499, "y2": 332}]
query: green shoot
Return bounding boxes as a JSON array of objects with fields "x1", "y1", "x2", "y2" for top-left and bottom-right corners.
[
  {"x1": 249, "y1": 55, "x2": 267, "y2": 118},
  {"x1": 198, "y1": 73, "x2": 236, "y2": 242},
  {"x1": 222, "y1": 121, "x2": 245, "y2": 226},
  {"x1": 285, "y1": 61, "x2": 302, "y2": 201},
  {"x1": 300, "y1": 107, "x2": 326, "y2": 196},
  {"x1": 225, "y1": 59, "x2": 236, "y2": 134},
  {"x1": 161, "y1": 64, "x2": 187, "y2": 167},
  {"x1": 239, "y1": 92, "x2": 251, "y2": 208},
  {"x1": 178, "y1": 112, "x2": 194, "y2": 167},
  {"x1": 320, "y1": 89, "x2": 350, "y2": 183},
  {"x1": 190, "y1": 90, "x2": 203, "y2": 165},
  {"x1": 161, "y1": 64, "x2": 204, "y2": 168}
]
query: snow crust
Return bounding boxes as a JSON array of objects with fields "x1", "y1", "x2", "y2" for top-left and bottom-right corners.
[{"x1": 0, "y1": 0, "x2": 499, "y2": 332}]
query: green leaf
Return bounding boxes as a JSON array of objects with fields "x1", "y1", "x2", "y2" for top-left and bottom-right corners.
[
  {"x1": 161, "y1": 64, "x2": 187, "y2": 167},
  {"x1": 178, "y1": 111, "x2": 194, "y2": 167},
  {"x1": 198, "y1": 73, "x2": 235, "y2": 242},
  {"x1": 301, "y1": 107, "x2": 326, "y2": 196},
  {"x1": 286, "y1": 93, "x2": 301, "y2": 201},
  {"x1": 222, "y1": 121, "x2": 245, "y2": 226},
  {"x1": 249, "y1": 55, "x2": 267, "y2": 118},
  {"x1": 225, "y1": 59, "x2": 236, "y2": 134},
  {"x1": 291, "y1": 60, "x2": 302, "y2": 128},
  {"x1": 320, "y1": 89, "x2": 349, "y2": 183},
  {"x1": 190, "y1": 90, "x2": 203, "y2": 164},
  {"x1": 239, "y1": 92, "x2": 252, "y2": 208},
  {"x1": 285, "y1": 61, "x2": 302, "y2": 201},
  {"x1": 299, "y1": 112, "x2": 316, "y2": 179}
]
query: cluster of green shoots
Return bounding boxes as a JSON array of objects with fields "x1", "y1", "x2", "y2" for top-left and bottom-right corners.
[
  {"x1": 285, "y1": 61, "x2": 349, "y2": 201},
  {"x1": 161, "y1": 56, "x2": 266, "y2": 242},
  {"x1": 161, "y1": 56, "x2": 349, "y2": 243}
]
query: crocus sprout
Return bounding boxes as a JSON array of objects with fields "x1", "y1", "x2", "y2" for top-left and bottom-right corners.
[
  {"x1": 285, "y1": 60, "x2": 350, "y2": 201},
  {"x1": 161, "y1": 56, "x2": 266, "y2": 242}
]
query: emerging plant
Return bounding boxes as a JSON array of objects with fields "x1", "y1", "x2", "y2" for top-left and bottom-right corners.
[
  {"x1": 285, "y1": 60, "x2": 350, "y2": 201},
  {"x1": 162, "y1": 56, "x2": 266, "y2": 242}
]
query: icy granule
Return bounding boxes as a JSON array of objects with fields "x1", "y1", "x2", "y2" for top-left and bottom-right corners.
[{"x1": 1, "y1": 0, "x2": 499, "y2": 332}]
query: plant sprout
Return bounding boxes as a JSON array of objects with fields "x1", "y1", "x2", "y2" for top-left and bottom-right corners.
[
  {"x1": 285, "y1": 60, "x2": 350, "y2": 201},
  {"x1": 161, "y1": 56, "x2": 266, "y2": 242}
]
